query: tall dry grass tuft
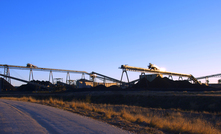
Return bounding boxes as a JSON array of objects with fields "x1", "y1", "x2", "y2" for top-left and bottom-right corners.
[
  {"x1": 149, "y1": 116, "x2": 220, "y2": 134},
  {"x1": 120, "y1": 109, "x2": 137, "y2": 122},
  {"x1": 75, "y1": 102, "x2": 92, "y2": 111},
  {"x1": 71, "y1": 102, "x2": 77, "y2": 109},
  {"x1": 28, "y1": 96, "x2": 36, "y2": 102},
  {"x1": 49, "y1": 97, "x2": 54, "y2": 104}
]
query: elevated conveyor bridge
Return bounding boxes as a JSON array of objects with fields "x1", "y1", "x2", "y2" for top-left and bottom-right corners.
[
  {"x1": 0, "y1": 74, "x2": 49, "y2": 89},
  {"x1": 196, "y1": 73, "x2": 221, "y2": 84},
  {"x1": 0, "y1": 64, "x2": 89, "y2": 84},
  {"x1": 90, "y1": 72, "x2": 124, "y2": 84},
  {"x1": 196, "y1": 73, "x2": 221, "y2": 80},
  {"x1": 119, "y1": 65, "x2": 200, "y2": 84}
]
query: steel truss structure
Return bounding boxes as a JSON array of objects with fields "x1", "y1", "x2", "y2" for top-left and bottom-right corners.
[
  {"x1": 0, "y1": 64, "x2": 88, "y2": 84},
  {"x1": 119, "y1": 65, "x2": 201, "y2": 84},
  {"x1": 196, "y1": 73, "x2": 221, "y2": 80},
  {"x1": 196, "y1": 73, "x2": 221, "y2": 84}
]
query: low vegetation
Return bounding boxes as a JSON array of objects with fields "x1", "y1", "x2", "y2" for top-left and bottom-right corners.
[{"x1": 1, "y1": 96, "x2": 221, "y2": 134}]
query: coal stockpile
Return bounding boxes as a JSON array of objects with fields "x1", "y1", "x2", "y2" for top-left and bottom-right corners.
[
  {"x1": 149, "y1": 77, "x2": 175, "y2": 88},
  {"x1": 92, "y1": 85, "x2": 107, "y2": 90},
  {"x1": 132, "y1": 76, "x2": 210, "y2": 90},
  {"x1": 132, "y1": 77, "x2": 150, "y2": 88},
  {"x1": 17, "y1": 80, "x2": 52, "y2": 91},
  {"x1": 87, "y1": 84, "x2": 123, "y2": 91},
  {"x1": 17, "y1": 80, "x2": 77, "y2": 92},
  {"x1": 17, "y1": 83, "x2": 41, "y2": 91},
  {"x1": 30, "y1": 80, "x2": 51, "y2": 86},
  {"x1": 108, "y1": 85, "x2": 122, "y2": 90},
  {"x1": 0, "y1": 78, "x2": 16, "y2": 91}
]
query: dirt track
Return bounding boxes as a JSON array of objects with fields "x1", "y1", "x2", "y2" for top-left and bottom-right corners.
[{"x1": 0, "y1": 99, "x2": 131, "y2": 134}]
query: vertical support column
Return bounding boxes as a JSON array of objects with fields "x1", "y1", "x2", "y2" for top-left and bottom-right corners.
[
  {"x1": 103, "y1": 78, "x2": 106, "y2": 84},
  {"x1": 125, "y1": 71, "x2": 129, "y2": 83},
  {"x1": 103, "y1": 78, "x2": 106, "y2": 86},
  {"x1": 140, "y1": 72, "x2": 145, "y2": 79},
  {"x1": 4, "y1": 66, "x2": 11, "y2": 83},
  {"x1": 29, "y1": 68, "x2": 34, "y2": 81},
  {"x1": 92, "y1": 77, "x2": 95, "y2": 87},
  {"x1": 187, "y1": 77, "x2": 193, "y2": 84},
  {"x1": 120, "y1": 69, "x2": 130, "y2": 83},
  {"x1": 49, "y1": 70, "x2": 54, "y2": 84},
  {"x1": 178, "y1": 76, "x2": 183, "y2": 80},
  {"x1": 168, "y1": 75, "x2": 173, "y2": 80},
  {"x1": 81, "y1": 73, "x2": 85, "y2": 79},
  {"x1": 66, "y1": 72, "x2": 70, "y2": 84},
  {"x1": 206, "y1": 77, "x2": 209, "y2": 85}
]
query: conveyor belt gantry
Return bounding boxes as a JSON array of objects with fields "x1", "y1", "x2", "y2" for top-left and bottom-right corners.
[
  {"x1": 119, "y1": 65, "x2": 201, "y2": 84},
  {"x1": 196, "y1": 73, "x2": 221, "y2": 80},
  {"x1": 0, "y1": 64, "x2": 88, "y2": 84}
]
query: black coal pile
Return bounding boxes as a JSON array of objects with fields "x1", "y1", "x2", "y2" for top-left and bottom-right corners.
[
  {"x1": 149, "y1": 77, "x2": 175, "y2": 88},
  {"x1": 108, "y1": 85, "x2": 122, "y2": 90},
  {"x1": 18, "y1": 83, "x2": 41, "y2": 91},
  {"x1": 0, "y1": 78, "x2": 16, "y2": 91},
  {"x1": 56, "y1": 81, "x2": 76, "y2": 91},
  {"x1": 30, "y1": 80, "x2": 51, "y2": 86},
  {"x1": 173, "y1": 80, "x2": 205, "y2": 88},
  {"x1": 93, "y1": 85, "x2": 107, "y2": 90},
  {"x1": 132, "y1": 76, "x2": 209, "y2": 90},
  {"x1": 17, "y1": 80, "x2": 52, "y2": 91},
  {"x1": 132, "y1": 77, "x2": 150, "y2": 88}
]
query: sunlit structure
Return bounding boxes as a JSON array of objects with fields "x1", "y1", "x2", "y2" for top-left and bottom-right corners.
[
  {"x1": 0, "y1": 64, "x2": 88, "y2": 84},
  {"x1": 119, "y1": 65, "x2": 200, "y2": 84},
  {"x1": 196, "y1": 73, "x2": 221, "y2": 84}
]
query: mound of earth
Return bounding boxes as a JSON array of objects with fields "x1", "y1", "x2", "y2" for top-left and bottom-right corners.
[
  {"x1": 149, "y1": 77, "x2": 175, "y2": 88},
  {"x1": 108, "y1": 85, "x2": 121, "y2": 89},
  {"x1": 93, "y1": 85, "x2": 107, "y2": 90},
  {"x1": 132, "y1": 77, "x2": 150, "y2": 88},
  {"x1": 132, "y1": 76, "x2": 210, "y2": 90},
  {"x1": 0, "y1": 78, "x2": 16, "y2": 91},
  {"x1": 30, "y1": 80, "x2": 52, "y2": 86},
  {"x1": 17, "y1": 80, "x2": 52, "y2": 91},
  {"x1": 108, "y1": 85, "x2": 122, "y2": 91},
  {"x1": 17, "y1": 83, "x2": 41, "y2": 91}
]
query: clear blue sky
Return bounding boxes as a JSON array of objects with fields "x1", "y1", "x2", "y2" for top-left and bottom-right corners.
[{"x1": 1, "y1": 0, "x2": 221, "y2": 85}]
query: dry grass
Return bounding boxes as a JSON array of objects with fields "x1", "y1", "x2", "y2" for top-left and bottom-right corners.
[
  {"x1": 1, "y1": 96, "x2": 221, "y2": 134},
  {"x1": 150, "y1": 116, "x2": 218, "y2": 133}
]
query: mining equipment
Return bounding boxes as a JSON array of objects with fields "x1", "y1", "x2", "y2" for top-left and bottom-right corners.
[
  {"x1": 27, "y1": 63, "x2": 37, "y2": 68},
  {"x1": 148, "y1": 63, "x2": 160, "y2": 71}
]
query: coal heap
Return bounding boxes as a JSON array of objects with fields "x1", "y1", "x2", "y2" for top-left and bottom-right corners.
[
  {"x1": 149, "y1": 77, "x2": 175, "y2": 88},
  {"x1": 93, "y1": 85, "x2": 107, "y2": 90},
  {"x1": 30, "y1": 80, "x2": 51, "y2": 86},
  {"x1": 0, "y1": 78, "x2": 16, "y2": 91},
  {"x1": 108, "y1": 85, "x2": 121, "y2": 89},
  {"x1": 132, "y1": 77, "x2": 150, "y2": 88},
  {"x1": 133, "y1": 76, "x2": 208, "y2": 89},
  {"x1": 17, "y1": 80, "x2": 52, "y2": 91},
  {"x1": 18, "y1": 83, "x2": 41, "y2": 91}
]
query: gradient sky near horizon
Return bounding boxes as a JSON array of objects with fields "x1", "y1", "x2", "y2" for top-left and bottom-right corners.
[{"x1": 1, "y1": 0, "x2": 221, "y2": 86}]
